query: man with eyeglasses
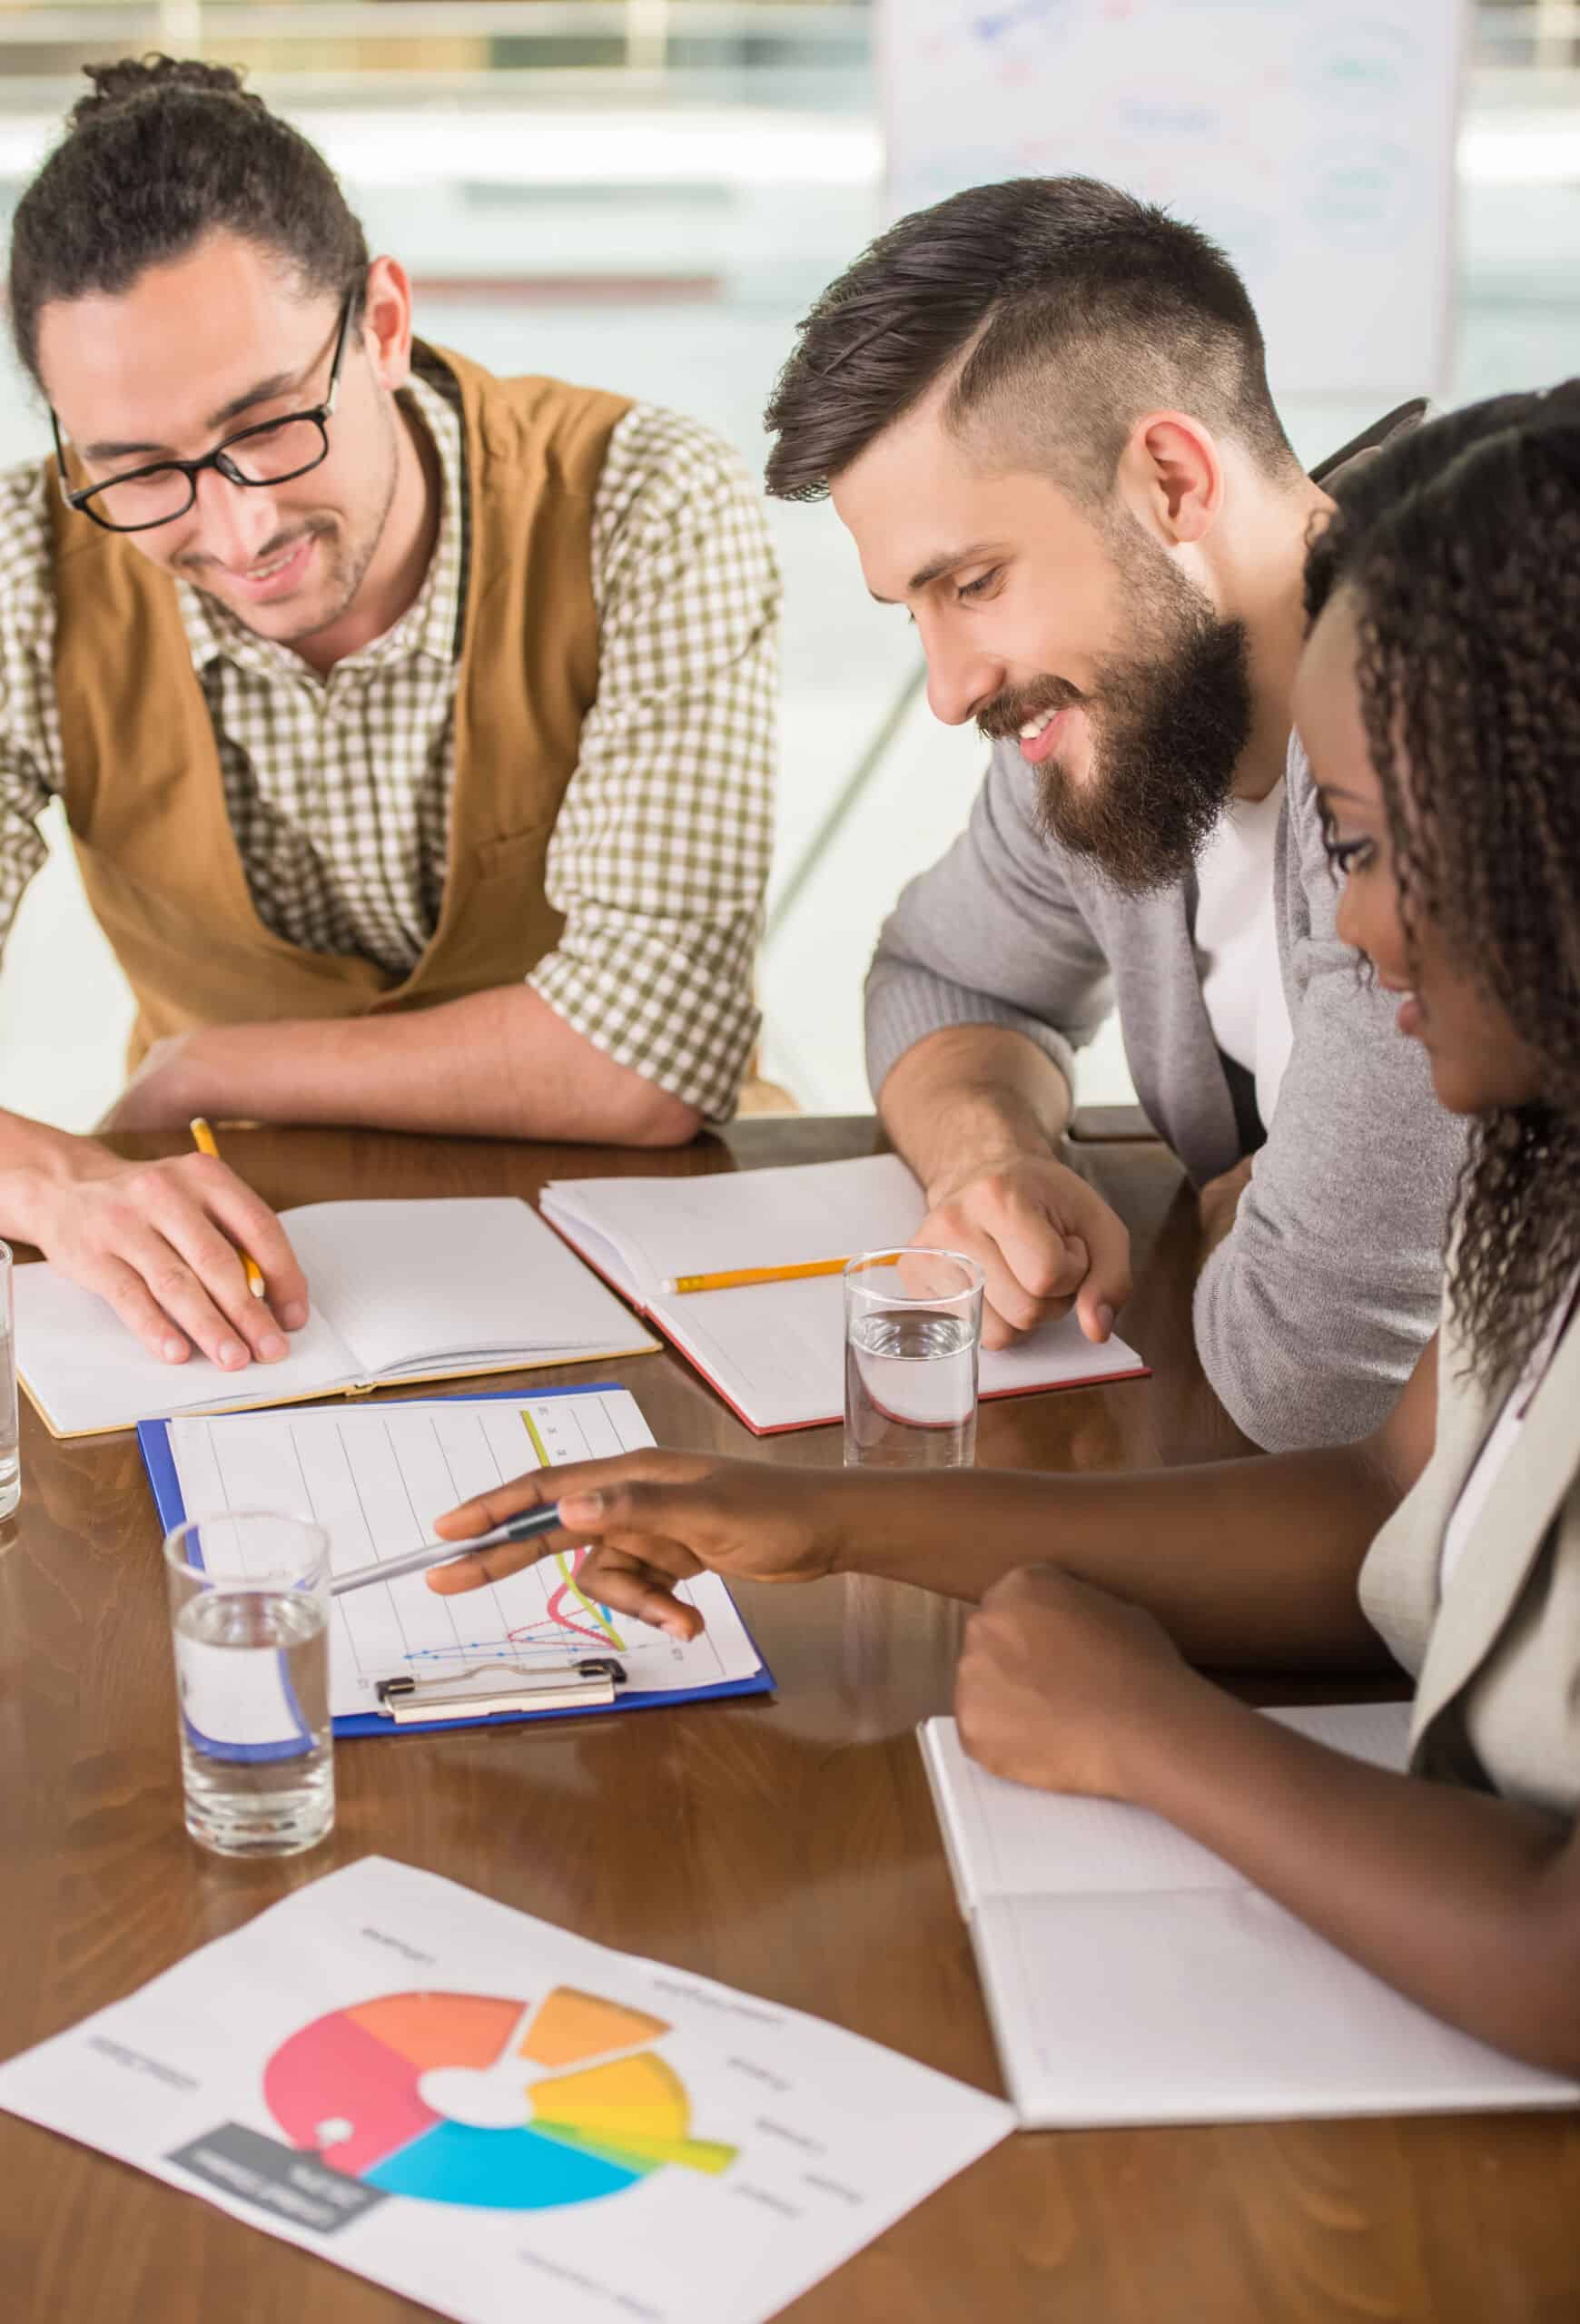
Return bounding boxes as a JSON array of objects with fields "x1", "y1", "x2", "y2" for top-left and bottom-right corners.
[{"x1": 0, "y1": 57, "x2": 778, "y2": 1376}]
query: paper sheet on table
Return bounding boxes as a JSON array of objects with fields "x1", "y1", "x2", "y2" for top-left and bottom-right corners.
[{"x1": 0, "y1": 1856, "x2": 1013, "y2": 2324}]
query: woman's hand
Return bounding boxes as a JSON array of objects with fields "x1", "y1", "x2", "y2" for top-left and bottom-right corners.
[
  {"x1": 426, "y1": 1451, "x2": 847, "y2": 1640},
  {"x1": 955, "y1": 1563, "x2": 1215, "y2": 1799}
]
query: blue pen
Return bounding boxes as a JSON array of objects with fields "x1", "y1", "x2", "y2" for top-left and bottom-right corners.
[{"x1": 329, "y1": 1502, "x2": 565, "y2": 1598}]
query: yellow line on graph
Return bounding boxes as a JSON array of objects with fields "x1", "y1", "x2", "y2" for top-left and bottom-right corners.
[
  {"x1": 554, "y1": 1552, "x2": 626, "y2": 1651},
  {"x1": 518, "y1": 1407, "x2": 626, "y2": 1650}
]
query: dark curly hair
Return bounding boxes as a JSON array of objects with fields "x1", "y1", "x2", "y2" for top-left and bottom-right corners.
[
  {"x1": 8, "y1": 55, "x2": 368, "y2": 387},
  {"x1": 1305, "y1": 382, "x2": 1580, "y2": 1386}
]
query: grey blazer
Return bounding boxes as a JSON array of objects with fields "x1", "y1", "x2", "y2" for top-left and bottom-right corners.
[{"x1": 1361, "y1": 1306, "x2": 1580, "y2": 1821}]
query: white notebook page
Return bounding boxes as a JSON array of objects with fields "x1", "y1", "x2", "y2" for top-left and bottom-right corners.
[
  {"x1": 657, "y1": 1272, "x2": 1144, "y2": 1432},
  {"x1": 166, "y1": 1389, "x2": 761, "y2": 1721},
  {"x1": 12, "y1": 1263, "x2": 359, "y2": 1433},
  {"x1": 546, "y1": 1155, "x2": 930, "y2": 1288},
  {"x1": 976, "y1": 1886, "x2": 1579, "y2": 2124},
  {"x1": 926, "y1": 1702, "x2": 1413, "y2": 1903},
  {"x1": 923, "y1": 1705, "x2": 1580, "y2": 2124},
  {"x1": 285, "y1": 1198, "x2": 649, "y2": 1377}
]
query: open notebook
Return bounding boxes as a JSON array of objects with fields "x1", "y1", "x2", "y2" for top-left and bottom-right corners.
[
  {"x1": 921, "y1": 1705, "x2": 1580, "y2": 2127},
  {"x1": 540, "y1": 1154, "x2": 1147, "y2": 1433},
  {"x1": 15, "y1": 1197, "x2": 657, "y2": 1439}
]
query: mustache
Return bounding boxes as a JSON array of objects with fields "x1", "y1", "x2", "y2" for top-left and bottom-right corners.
[
  {"x1": 175, "y1": 516, "x2": 333, "y2": 576},
  {"x1": 975, "y1": 675, "x2": 1086, "y2": 743}
]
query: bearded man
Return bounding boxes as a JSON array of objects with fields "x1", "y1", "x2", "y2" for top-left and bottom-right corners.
[{"x1": 764, "y1": 175, "x2": 1460, "y2": 1452}]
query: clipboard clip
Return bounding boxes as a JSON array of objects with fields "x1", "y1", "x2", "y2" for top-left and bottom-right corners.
[{"x1": 375, "y1": 1656, "x2": 627, "y2": 1724}]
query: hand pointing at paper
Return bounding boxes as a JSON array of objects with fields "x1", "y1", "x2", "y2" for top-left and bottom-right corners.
[
  {"x1": 427, "y1": 1452, "x2": 843, "y2": 1640},
  {"x1": 425, "y1": 1449, "x2": 1098, "y2": 1636}
]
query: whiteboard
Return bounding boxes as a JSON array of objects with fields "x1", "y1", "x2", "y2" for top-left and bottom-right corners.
[{"x1": 880, "y1": 1, "x2": 1466, "y2": 399}]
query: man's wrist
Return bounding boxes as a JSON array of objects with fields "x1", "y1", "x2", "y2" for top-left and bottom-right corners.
[
  {"x1": 925, "y1": 1140, "x2": 1058, "y2": 1211},
  {"x1": 155, "y1": 1027, "x2": 226, "y2": 1116},
  {"x1": 881, "y1": 1030, "x2": 1071, "y2": 1207},
  {"x1": 0, "y1": 1128, "x2": 120, "y2": 1245}
]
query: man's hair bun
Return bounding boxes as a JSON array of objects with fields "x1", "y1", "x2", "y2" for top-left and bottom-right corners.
[
  {"x1": 9, "y1": 53, "x2": 366, "y2": 386},
  {"x1": 66, "y1": 54, "x2": 262, "y2": 131}
]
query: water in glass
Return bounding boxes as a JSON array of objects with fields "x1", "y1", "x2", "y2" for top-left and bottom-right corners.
[
  {"x1": 844, "y1": 1306, "x2": 979, "y2": 1468},
  {"x1": 174, "y1": 1587, "x2": 333, "y2": 1856}
]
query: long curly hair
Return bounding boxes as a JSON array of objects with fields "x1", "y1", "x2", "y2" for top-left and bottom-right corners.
[{"x1": 1304, "y1": 384, "x2": 1580, "y2": 1386}]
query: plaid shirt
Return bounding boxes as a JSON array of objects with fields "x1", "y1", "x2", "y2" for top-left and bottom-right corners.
[{"x1": 0, "y1": 363, "x2": 778, "y2": 1120}]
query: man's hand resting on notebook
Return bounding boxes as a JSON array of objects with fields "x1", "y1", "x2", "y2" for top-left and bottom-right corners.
[
  {"x1": 428, "y1": 1452, "x2": 845, "y2": 1639},
  {"x1": 914, "y1": 1154, "x2": 1132, "y2": 1351},
  {"x1": 955, "y1": 1564, "x2": 1211, "y2": 1801},
  {"x1": 0, "y1": 1118, "x2": 309, "y2": 1370}
]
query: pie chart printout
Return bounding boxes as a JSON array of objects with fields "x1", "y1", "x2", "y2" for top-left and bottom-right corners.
[{"x1": 264, "y1": 1987, "x2": 737, "y2": 2211}]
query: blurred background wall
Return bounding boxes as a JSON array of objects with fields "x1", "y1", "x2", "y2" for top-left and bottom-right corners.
[{"x1": 0, "y1": 0, "x2": 1575, "y2": 1128}]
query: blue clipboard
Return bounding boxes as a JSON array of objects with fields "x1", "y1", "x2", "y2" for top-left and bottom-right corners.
[{"x1": 139, "y1": 1383, "x2": 775, "y2": 1738}]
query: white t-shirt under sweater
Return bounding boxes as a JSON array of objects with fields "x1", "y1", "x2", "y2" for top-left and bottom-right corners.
[{"x1": 1193, "y1": 778, "x2": 1295, "y2": 1133}]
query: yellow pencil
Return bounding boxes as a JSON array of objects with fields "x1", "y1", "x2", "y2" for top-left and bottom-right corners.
[
  {"x1": 661, "y1": 1255, "x2": 900, "y2": 1295},
  {"x1": 189, "y1": 1118, "x2": 268, "y2": 1299}
]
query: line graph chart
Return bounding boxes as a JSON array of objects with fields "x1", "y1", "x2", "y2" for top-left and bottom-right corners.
[{"x1": 166, "y1": 1390, "x2": 762, "y2": 1716}]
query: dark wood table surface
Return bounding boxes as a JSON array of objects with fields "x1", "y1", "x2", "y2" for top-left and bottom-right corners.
[{"x1": 2, "y1": 1117, "x2": 1576, "y2": 2323}]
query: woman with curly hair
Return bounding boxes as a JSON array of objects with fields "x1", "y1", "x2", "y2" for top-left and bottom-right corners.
[{"x1": 426, "y1": 389, "x2": 1580, "y2": 2075}]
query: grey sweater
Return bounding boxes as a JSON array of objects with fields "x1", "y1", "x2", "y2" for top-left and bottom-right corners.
[{"x1": 865, "y1": 727, "x2": 1465, "y2": 1452}]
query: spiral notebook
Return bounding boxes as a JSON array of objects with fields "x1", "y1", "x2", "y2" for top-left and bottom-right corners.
[{"x1": 139, "y1": 1384, "x2": 772, "y2": 1738}]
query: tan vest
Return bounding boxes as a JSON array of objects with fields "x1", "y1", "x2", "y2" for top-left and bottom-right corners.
[
  {"x1": 47, "y1": 348, "x2": 631, "y2": 1064},
  {"x1": 1359, "y1": 1299, "x2": 1580, "y2": 1819}
]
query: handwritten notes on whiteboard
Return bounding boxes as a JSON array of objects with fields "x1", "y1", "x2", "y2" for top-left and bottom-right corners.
[{"x1": 880, "y1": 2, "x2": 1464, "y2": 397}]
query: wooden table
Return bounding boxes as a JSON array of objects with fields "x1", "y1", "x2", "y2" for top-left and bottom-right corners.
[{"x1": 2, "y1": 1118, "x2": 1575, "y2": 2323}]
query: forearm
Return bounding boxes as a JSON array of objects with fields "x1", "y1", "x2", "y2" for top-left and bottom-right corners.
[
  {"x1": 145, "y1": 987, "x2": 701, "y2": 1146},
  {"x1": 834, "y1": 1447, "x2": 1395, "y2": 1664},
  {"x1": 877, "y1": 1025, "x2": 1074, "y2": 1201},
  {"x1": 1133, "y1": 1687, "x2": 1580, "y2": 2074}
]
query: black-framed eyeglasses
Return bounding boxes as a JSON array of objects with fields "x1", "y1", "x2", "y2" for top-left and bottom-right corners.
[{"x1": 51, "y1": 289, "x2": 356, "y2": 535}]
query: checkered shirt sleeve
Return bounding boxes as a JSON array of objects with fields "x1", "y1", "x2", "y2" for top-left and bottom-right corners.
[
  {"x1": 0, "y1": 467, "x2": 61, "y2": 955},
  {"x1": 533, "y1": 403, "x2": 779, "y2": 1123}
]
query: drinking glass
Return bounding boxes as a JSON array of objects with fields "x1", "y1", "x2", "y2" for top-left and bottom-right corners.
[
  {"x1": 843, "y1": 1248, "x2": 985, "y2": 1469},
  {"x1": 0, "y1": 1243, "x2": 17, "y2": 1519},
  {"x1": 164, "y1": 1512, "x2": 334, "y2": 1857}
]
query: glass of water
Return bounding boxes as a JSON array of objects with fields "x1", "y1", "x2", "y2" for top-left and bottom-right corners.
[
  {"x1": 164, "y1": 1512, "x2": 334, "y2": 1858},
  {"x1": 844, "y1": 1247, "x2": 986, "y2": 1469},
  {"x1": 0, "y1": 1242, "x2": 18, "y2": 1519}
]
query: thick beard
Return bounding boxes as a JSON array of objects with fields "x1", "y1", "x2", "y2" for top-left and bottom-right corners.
[{"x1": 980, "y1": 533, "x2": 1255, "y2": 896}]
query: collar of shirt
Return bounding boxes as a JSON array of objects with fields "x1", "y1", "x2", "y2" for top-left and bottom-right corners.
[{"x1": 175, "y1": 367, "x2": 466, "y2": 688}]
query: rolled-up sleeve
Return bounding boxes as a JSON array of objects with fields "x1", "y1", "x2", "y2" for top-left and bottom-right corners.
[
  {"x1": 0, "y1": 467, "x2": 61, "y2": 960},
  {"x1": 865, "y1": 737, "x2": 1113, "y2": 1100},
  {"x1": 528, "y1": 406, "x2": 779, "y2": 1123}
]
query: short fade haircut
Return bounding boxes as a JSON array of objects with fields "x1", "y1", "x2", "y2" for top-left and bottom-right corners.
[
  {"x1": 764, "y1": 175, "x2": 1298, "y2": 506},
  {"x1": 9, "y1": 54, "x2": 369, "y2": 389}
]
